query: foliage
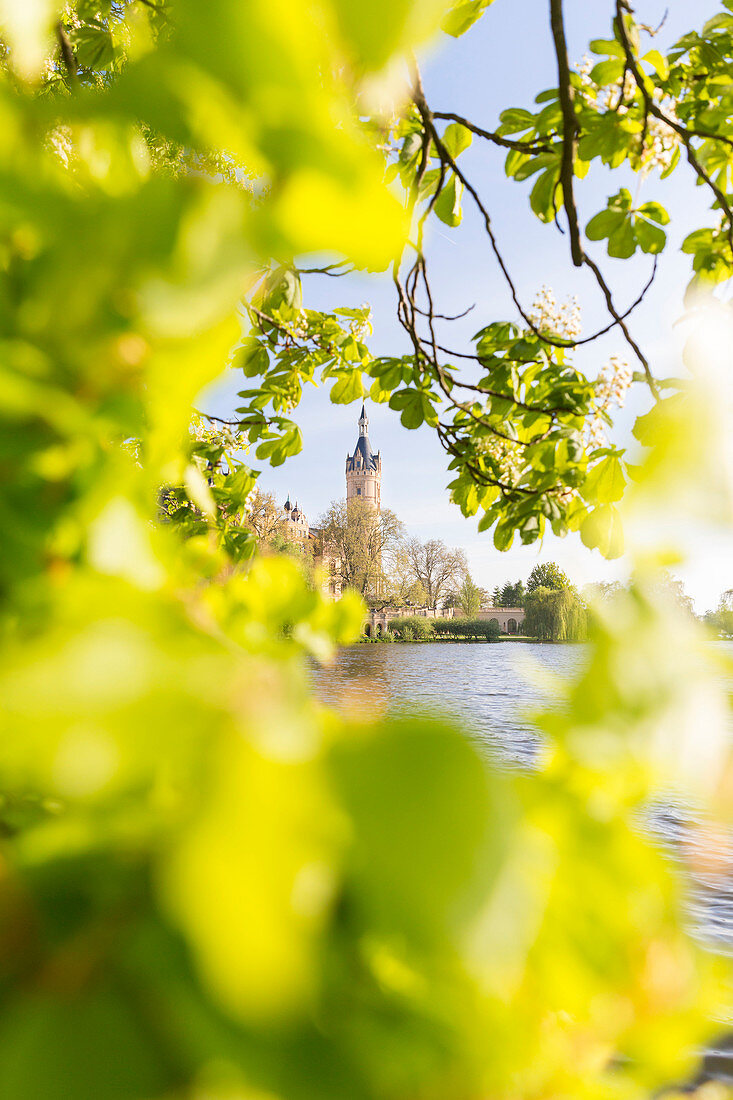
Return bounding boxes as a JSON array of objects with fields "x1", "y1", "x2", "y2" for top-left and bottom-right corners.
[
  {"x1": 432, "y1": 616, "x2": 501, "y2": 639},
  {"x1": 0, "y1": 1, "x2": 731, "y2": 1099},
  {"x1": 705, "y1": 588, "x2": 733, "y2": 637},
  {"x1": 388, "y1": 614, "x2": 436, "y2": 640},
  {"x1": 526, "y1": 561, "x2": 572, "y2": 593},
  {"x1": 524, "y1": 585, "x2": 589, "y2": 641},
  {"x1": 493, "y1": 579, "x2": 526, "y2": 607},
  {"x1": 456, "y1": 573, "x2": 485, "y2": 616}
]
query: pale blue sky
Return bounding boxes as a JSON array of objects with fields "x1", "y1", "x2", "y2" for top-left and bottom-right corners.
[{"x1": 204, "y1": 0, "x2": 732, "y2": 611}]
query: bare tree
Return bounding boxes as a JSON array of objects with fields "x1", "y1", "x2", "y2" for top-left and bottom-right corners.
[
  {"x1": 405, "y1": 538, "x2": 467, "y2": 609},
  {"x1": 382, "y1": 544, "x2": 428, "y2": 610},
  {"x1": 244, "y1": 488, "x2": 283, "y2": 542},
  {"x1": 319, "y1": 499, "x2": 404, "y2": 599}
]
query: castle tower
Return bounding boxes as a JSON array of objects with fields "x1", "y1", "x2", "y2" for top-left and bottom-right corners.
[{"x1": 345, "y1": 404, "x2": 381, "y2": 511}]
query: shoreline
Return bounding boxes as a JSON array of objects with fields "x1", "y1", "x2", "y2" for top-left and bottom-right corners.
[{"x1": 359, "y1": 635, "x2": 548, "y2": 645}]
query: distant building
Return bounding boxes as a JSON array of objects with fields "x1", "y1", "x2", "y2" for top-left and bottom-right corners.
[
  {"x1": 345, "y1": 404, "x2": 381, "y2": 511},
  {"x1": 280, "y1": 495, "x2": 310, "y2": 543},
  {"x1": 279, "y1": 406, "x2": 381, "y2": 590}
]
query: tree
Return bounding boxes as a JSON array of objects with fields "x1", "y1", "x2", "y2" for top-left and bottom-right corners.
[
  {"x1": 705, "y1": 589, "x2": 733, "y2": 637},
  {"x1": 382, "y1": 544, "x2": 428, "y2": 609},
  {"x1": 456, "y1": 573, "x2": 485, "y2": 617},
  {"x1": 652, "y1": 570, "x2": 695, "y2": 617},
  {"x1": 319, "y1": 499, "x2": 404, "y2": 599},
  {"x1": 405, "y1": 537, "x2": 468, "y2": 608},
  {"x1": 244, "y1": 488, "x2": 282, "y2": 542},
  {"x1": 524, "y1": 586, "x2": 589, "y2": 642},
  {"x1": 499, "y1": 579, "x2": 525, "y2": 607},
  {"x1": 527, "y1": 562, "x2": 571, "y2": 594}
]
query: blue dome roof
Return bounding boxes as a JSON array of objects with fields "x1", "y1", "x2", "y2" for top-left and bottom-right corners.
[{"x1": 352, "y1": 434, "x2": 377, "y2": 471}]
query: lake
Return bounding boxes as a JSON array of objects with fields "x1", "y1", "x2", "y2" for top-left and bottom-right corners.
[{"x1": 312, "y1": 640, "x2": 733, "y2": 1083}]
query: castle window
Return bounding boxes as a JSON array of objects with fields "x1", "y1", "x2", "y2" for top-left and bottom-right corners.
[{"x1": 356, "y1": 488, "x2": 361, "y2": 495}]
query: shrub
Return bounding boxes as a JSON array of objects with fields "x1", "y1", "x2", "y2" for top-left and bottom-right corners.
[
  {"x1": 433, "y1": 618, "x2": 501, "y2": 640},
  {"x1": 388, "y1": 616, "x2": 435, "y2": 641}
]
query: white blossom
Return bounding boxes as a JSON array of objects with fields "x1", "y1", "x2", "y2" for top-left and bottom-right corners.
[{"x1": 529, "y1": 285, "x2": 582, "y2": 341}]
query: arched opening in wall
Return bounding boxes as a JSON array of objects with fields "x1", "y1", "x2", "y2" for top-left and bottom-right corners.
[
  {"x1": 364, "y1": 623, "x2": 372, "y2": 638},
  {"x1": 376, "y1": 623, "x2": 383, "y2": 636},
  {"x1": 489, "y1": 618, "x2": 499, "y2": 629},
  {"x1": 507, "y1": 618, "x2": 517, "y2": 635}
]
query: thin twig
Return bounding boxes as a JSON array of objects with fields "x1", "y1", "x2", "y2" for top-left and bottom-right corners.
[
  {"x1": 432, "y1": 111, "x2": 555, "y2": 154},
  {"x1": 582, "y1": 254, "x2": 658, "y2": 396},
  {"x1": 412, "y1": 302, "x2": 476, "y2": 322},
  {"x1": 295, "y1": 262, "x2": 355, "y2": 276}
]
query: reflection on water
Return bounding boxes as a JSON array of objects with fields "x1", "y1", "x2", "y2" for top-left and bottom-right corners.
[
  {"x1": 312, "y1": 640, "x2": 733, "y2": 1076},
  {"x1": 311, "y1": 640, "x2": 585, "y2": 767}
]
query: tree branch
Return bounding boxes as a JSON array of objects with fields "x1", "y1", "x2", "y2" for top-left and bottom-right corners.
[
  {"x1": 549, "y1": 0, "x2": 583, "y2": 266},
  {"x1": 55, "y1": 21, "x2": 78, "y2": 83},
  {"x1": 432, "y1": 111, "x2": 555, "y2": 154}
]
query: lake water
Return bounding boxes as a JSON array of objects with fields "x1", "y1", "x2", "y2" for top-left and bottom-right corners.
[
  {"x1": 312, "y1": 640, "x2": 582, "y2": 765},
  {"x1": 312, "y1": 640, "x2": 733, "y2": 1083}
]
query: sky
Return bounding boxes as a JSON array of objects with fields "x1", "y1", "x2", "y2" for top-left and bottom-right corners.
[{"x1": 202, "y1": 0, "x2": 733, "y2": 613}]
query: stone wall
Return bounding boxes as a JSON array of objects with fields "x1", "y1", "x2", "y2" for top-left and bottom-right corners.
[
  {"x1": 364, "y1": 605, "x2": 455, "y2": 637},
  {"x1": 476, "y1": 607, "x2": 525, "y2": 634},
  {"x1": 363, "y1": 606, "x2": 526, "y2": 637}
]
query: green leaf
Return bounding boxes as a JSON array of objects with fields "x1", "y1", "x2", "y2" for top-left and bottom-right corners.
[
  {"x1": 643, "y1": 48, "x2": 669, "y2": 80},
  {"x1": 389, "y1": 388, "x2": 426, "y2": 429},
  {"x1": 589, "y1": 59, "x2": 624, "y2": 86},
  {"x1": 330, "y1": 0, "x2": 416, "y2": 68},
  {"x1": 330, "y1": 717, "x2": 504, "y2": 942},
  {"x1": 498, "y1": 107, "x2": 535, "y2": 134},
  {"x1": 0, "y1": 989, "x2": 174, "y2": 1100},
  {"x1": 589, "y1": 38, "x2": 625, "y2": 58},
  {"x1": 634, "y1": 217, "x2": 666, "y2": 254},
  {"x1": 493, "y1": 520, "x2": 514, "y2": 551},
  {"x1": 607, "y1": 218, "x2": 636, "y2": 258},
  {"x1": 434, "y1": 173, "x2": 463, "y2": 227},
  {"x1": 637, "y1": 200, "x2": 670, "y2": 225},
  {"x1": 329, "y1": 371, "x2": 364, "y2": 404},
  {"x1": 441, "y1": 122, "x2": 473, "y2": 159},
  {"x1": 442, "y1": 0, "x2": 495, "y2": 38},
  {"x1": 73, "y1": 25, "x2": 115, "y2": 69},
  {"x1": 530, "y1": 166, "x2": 560, "y2": 222},
  {"x1": 235, "y1": 340, "x2": 269, "y2": 378},
  {"x1": 586, "y1": 209, "x2": 626, "y2": 241},
  {"x1": 580, "y1": 504, "x2": 624, "y2": 558},
  {"x1": 583, "y1": 455, "x2": 626, "y2": 504}
]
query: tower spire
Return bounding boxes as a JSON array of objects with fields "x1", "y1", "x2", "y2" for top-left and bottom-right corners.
[{"x1": 346, "y1": 403, "x2": 381, "y2": 511}]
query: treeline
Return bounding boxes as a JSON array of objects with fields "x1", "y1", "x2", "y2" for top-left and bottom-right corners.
[{"x1": 704, "y1": 589, "x2": 733, "y2": 637}]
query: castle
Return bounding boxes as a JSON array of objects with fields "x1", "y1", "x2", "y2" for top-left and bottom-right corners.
[
  {"x1": 280, "y1": 403, "x2": 380, "y2": 544},
  {"x1": 276, "y1": 405, "x2": 525, "y2": 632},
  {"x1": 278, "y1": 405, "x2": 381, "y2": 596}
]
